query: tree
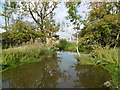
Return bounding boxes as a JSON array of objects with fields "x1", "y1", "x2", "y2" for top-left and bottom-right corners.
[
  {"x1": 80, "y1": 2, "x2": 120, "y2": 48},
  {"x1": 20, "y1": 1, "x2": 58, "y2": 30},
  {"x1": 19, "y1": 1, "x2": 59, "y2": 42},
  {"x1": 0, "y1": 1, "x2": 19, "y2": 31},
  {"x1": 65, "y1": 2, "x2": 81, "y2": 56},
  {"x1": 2, "y1": 20, "x2": 41, "y2": 49}
]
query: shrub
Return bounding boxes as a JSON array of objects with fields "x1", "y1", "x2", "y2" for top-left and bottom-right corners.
[
  {"x1": 65, "y1": 46, "x2": 76, "y2": 52},
  {"x1": 58, "y1": 39, "x2": 68, "y2": 50},
  {"x1": 2, "y1": 43, "x2": 55, "y2": 71},
  {"x1": 78, "y1": 41, "x2": 93, "y2": 54},
  {"x1": 2, "y1": 21, "x2": 42, "y2": 49}
]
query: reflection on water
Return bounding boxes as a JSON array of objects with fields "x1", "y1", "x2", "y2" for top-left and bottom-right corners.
[
  {"x1": 74, "y1": 65, "x2": 111, "y2": 88},
  {"x1": 2, "y1": 56, "x2": 62, "y2": 88},
  {"x1": 2, "y1": 51, "x2": 111, "y2": 88}
]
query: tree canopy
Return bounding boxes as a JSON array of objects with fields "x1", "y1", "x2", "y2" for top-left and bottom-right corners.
[
  {"x1": 80, "y1": 2, "x2": 120, "y2": 48},
  {"x1": 65, "y1": 2, "x2": 120, "y2": 49}
]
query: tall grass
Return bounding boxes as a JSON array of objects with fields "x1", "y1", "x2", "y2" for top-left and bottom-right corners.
[
  {"x1": 91, "y1": 48, "x2": 118, "y2": 64},
  {"x1": 91, "y1": 48, "x2": 119, "y2": 88},
  {"x1": 1, "y1": 43, "x2": 55, "y2": 72}
]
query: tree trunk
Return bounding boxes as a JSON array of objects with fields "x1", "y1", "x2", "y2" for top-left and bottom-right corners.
[
  {"x1": 76, "y1": 31, "x2": 81, "y2": 56},
  {"x1": 114, "y1": 31, "x2": 119, "y2": 49}
]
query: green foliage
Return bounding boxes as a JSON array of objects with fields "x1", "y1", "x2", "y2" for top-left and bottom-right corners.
[
  {"x1": 66, "y1": 2, "x2": 82, "y2": 30},
  {"x1": 78, "y1": 41, "x2": 93, "y2": 54},
  {"x1": 80, "y1": 2, "x2": 120, "y2": 48},
  {"x1": 2, "y1": 43, "x2": 55, "y2": 72},
  {"x1": 66, "y1": 46, "x2": 76, "y2": 52},
  {"x1": 58, "y1": 39, "x2": 68, "y2": 50},
  {"x1": 91, "y1": 48, "x2": 118, "y2": 64},
  {"x1": 21, "y1": 1, "x2": 58, "y2": 31},
  {"x1": 1, "y1": 1, "x2": 59, "y2": 45},
  {"x1": 0, "y1": 1, "x2": 19, "y2": 31},
  {"x1": 90, "y1": 48, "x2": 119, "y2": 88},
  {"x1": 65, "y1": 42, "x2": 77, "y2": 52},
  {"x1": 2, "y1": 21, "x2": 41, "y2": 49},
  {"x1": 66, "y1": 2, "x2": 120, "y2": 50},
  {"x1": 57, "y1": 40, "x2": 77, "y2": 52}
]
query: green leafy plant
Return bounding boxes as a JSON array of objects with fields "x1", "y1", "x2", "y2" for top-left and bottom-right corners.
[
  {"x1": 58, "y1": 39, "x2": 68, "y2": 50},
  {"x1": 2, "y1": 43, "x2": 55, "y2": 72}
]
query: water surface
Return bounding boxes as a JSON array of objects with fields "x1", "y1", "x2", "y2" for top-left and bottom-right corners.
[{"x1": 2, "y1": 51, "x2": 111, "y2": 88}]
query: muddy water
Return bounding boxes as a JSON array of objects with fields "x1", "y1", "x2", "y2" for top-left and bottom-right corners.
[{"x1": 2, "y1": 51, "x2": 111, "y2": 88}]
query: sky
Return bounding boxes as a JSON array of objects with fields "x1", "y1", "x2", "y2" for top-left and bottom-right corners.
[
  {"x1": 54, "y1": 1, "x2": 89, "y2": 37},
  {"x1": 0, "y1": 2, "x2": 5, "y2": 33},
  {"x1": 0, "y1": 1, "x2": 90, "y2": 38}
]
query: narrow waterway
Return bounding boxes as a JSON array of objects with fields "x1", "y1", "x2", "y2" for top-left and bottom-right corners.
[{"x1": 2, "y1": 51, "x2": 111, "y2": 88}]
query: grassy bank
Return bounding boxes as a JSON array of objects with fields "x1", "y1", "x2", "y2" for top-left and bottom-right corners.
[
  {"x1": 57, "y1": 39, "x2": 77, "y2": 52},
  {"x1": 76, "y1": 48, "x2": 119, "y2": 88},
  {"x1": 57, "y1": 39, "x2": 92, "y2": 53},
  {"x1": 1, "y1": 43, "x2": 56, "y2": 72}
]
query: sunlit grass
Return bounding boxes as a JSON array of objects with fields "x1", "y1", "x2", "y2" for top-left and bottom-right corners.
[
  {"x1": 91, "y1": 48, "x2": 118, "y2": 65},
  {"x1": 1, "y1": 43, "x2": 55, "y2": 72}
]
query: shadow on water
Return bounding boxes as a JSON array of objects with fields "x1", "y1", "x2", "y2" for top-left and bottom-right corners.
[{"x1": 2, "y1": 51, "x2": 111, "y2": 88}]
